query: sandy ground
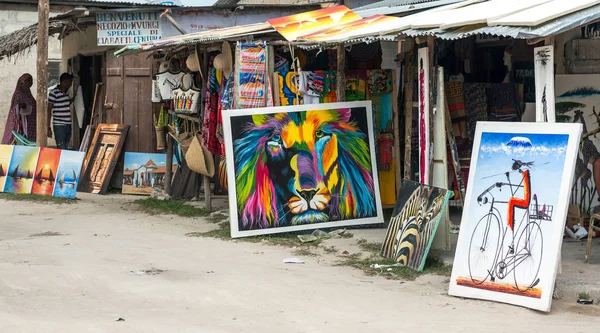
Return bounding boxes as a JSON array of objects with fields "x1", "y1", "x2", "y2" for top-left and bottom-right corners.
[{"x1": 0, "y1": 193, "x2": 599, "y2": 333}]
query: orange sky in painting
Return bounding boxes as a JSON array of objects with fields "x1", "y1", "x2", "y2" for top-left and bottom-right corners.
[
  {"x1": 456, "y1": 277, "x2": 542, "y2": 299},
  {"x1": 33, "y1": 148, "x2": 61, "y2": 180},
  {"x1": 267, "y1": 5, "x2": 361, "y2": 41},
  {"x1": 300, "y1": 14, "x2": 402, "y2": 41}
]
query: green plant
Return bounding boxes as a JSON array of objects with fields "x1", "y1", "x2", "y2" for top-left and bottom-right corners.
[{"x1": 135, "y1": 198, "x2": 209, "y2": 217}]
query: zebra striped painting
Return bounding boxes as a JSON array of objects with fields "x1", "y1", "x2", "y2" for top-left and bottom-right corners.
[{"x1": 381, "y1": 179, "x2": 453, "y2": 271}]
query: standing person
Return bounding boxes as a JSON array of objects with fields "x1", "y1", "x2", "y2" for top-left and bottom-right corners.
[
  {"x1": 1, "y1": 73, "x2": 37, "y2": 144},
  {"x1": 47, "y1": 73, "x2": 74, "y2": 149}
]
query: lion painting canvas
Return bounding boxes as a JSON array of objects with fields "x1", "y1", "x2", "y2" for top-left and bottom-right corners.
[{"x1": 223, "y1": 101, "x2": 384, "y2": 238}]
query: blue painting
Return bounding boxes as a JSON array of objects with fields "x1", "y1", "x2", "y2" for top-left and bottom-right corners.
[
  {"x1": 449, "y1": 122, "x2": 581, "y2": 312},
  {"x1": 4, "y1": 146, "x2": 39, "y2": 194},
  {"x1": 122, "y1": 152, "x2": 177, "y2": 195},
  {"x1": 53, "y1": 150, "x2": 85, "y2": 199}
]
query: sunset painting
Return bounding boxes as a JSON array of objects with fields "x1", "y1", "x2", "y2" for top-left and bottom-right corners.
[
  {"x1": 267, "y1": 5, "x2": 361, "y2": 41},
  {"x1": 31, "y1": 148, "x2": 62, "y2": 196}
]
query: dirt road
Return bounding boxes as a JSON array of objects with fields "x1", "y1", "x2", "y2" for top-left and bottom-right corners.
[{"x1": 0, "y1": 194, "x2": 598, "y2": 332}]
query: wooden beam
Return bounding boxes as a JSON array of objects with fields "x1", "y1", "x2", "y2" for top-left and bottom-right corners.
[
  {"x1": 392, "y1": 69, "x2": 401, "y2": 195},
  {"x1": 161, "y1": 9, "x2": 188, "y2": 35},
  {"x1": 336, "y1": 44, "x2": 345, "y2": 102},
  {"x1": 403, "y1": 38, "x2": 414, "y2": 180},
  {"x1": 36, "y1": 0, "x2": 49, "y2": 147}
]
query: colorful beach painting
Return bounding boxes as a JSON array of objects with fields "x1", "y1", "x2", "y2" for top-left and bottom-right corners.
[
  {"x1": 53, "y1": 150, "x2": 85, "y2": 199},
  {"x1": 31, "y1": 148, "x2": 61, "y2": 196},
  {"x1": 0, "y1": 145, "x2": 14, "y2": 192},
  {"x1": 4, "y1": 146, "x2": 39, "y2": 194}
]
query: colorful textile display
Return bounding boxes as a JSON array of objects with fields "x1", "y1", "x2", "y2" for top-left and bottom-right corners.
[
  {"x1": 235, "y1": 41, "x2": 269, "y2": 109},
  {"x1": 299, "y1": 71, "x2": 325, "y2": 105},
  {"x1": 367, "y1": 69, "x2": 393, "y2": 95},
  {"x1": 463, "y1": 83, "x2": 488, "y2": 141},
  {"x1": 321, "y1": 71, "x2": 337, "y2": 103},
  {"x1": 277, "y1": 72, "x2": 302, "y2": 106},
  {"x1": 345, "y1": 70, "x2": 367, "y2": 101},
  {"x1": 445, "y1": 82, "x2": 468, "y2": 139},
  {"x1": 202, "y1": 67, "x2": 224, "y2": 156}
]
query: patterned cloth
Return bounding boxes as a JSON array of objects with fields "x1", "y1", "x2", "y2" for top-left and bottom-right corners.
[
  {"x1": 2, "y1": 74, "x2": 36, "y2": 144},
  {"x1": 202, "y1": 68, "x2": 224, "y2": 155},
  {"x1": 235, "y1": 41, "x2": 268, "y2": 109},
  {"x1": 278, "y1": 71, "x2": 302, "y2": 106},
  {"x1": 463, "y1": 83, "x2": 488, "y2": 141},
  {"x1": 345, "y1": 70, "x2": 367, "y2": 102},
  {"x1": 445, "y1": 82, "x2": 467, "y2": 139}
]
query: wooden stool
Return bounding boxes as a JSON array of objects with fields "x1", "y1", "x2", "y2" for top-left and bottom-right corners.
[{"x1": 585, "y1": 214, "x2": 600, "y2": 264}]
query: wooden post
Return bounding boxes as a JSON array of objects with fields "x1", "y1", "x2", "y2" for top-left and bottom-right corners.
[
  {"x1": 336, "y1": 44, "x2": 345, "y2": 102},
  {"x1": 403, "y1": 38, "x2": 414, "y2": 180},
  {"x1": 392, "y1": 69, "x2": 401, "y2": 195},
  {"x1": 36, "y1": 0, "x2": 49, "y2": 147}
]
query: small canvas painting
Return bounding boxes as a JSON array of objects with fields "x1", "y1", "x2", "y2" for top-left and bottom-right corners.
[
  {"x1": 31, "y1": 148, "x2": 62, "y2": 196},
  {"x1": 122, "y1": 152, "x2": 177, "y2": 195},
  {"x1": 448, "y1": 122, "x2": 581, "y2": 312},
  {"x1": 222, "y1": 101, "x2": 384, "y2": 238},
  {"x1": 0, "y1": 145, "x2": 14, "y2": 192},
  {"x1": 53, "y1": 150, "x2": 85, "y2": 199},
  {"x1": 381, "y1": 179, "x2": 453, "y2": 271},
  {"x1": 4, "y1": 146, "x2": 39, "y2": 194}
]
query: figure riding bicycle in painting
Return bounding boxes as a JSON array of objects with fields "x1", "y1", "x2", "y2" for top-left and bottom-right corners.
[{"x1": 469, "y1": 155, "x2": 548, "y2": 293}]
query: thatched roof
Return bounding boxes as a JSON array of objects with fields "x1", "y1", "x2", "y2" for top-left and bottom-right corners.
[{"x1": 0, "y1": 10, "x2": 94, "y2": 60}]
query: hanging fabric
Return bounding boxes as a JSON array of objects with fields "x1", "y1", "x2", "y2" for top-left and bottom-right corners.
[
  {"x1": 235, "y1": 41, "x2": 269, "y2": 109},
  {"x1": 202, "y1": 67, "x2": 224, "y2": 156}
]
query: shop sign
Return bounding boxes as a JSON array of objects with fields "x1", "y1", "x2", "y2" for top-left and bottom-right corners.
[{"x1": 96, "y1": 12, "x2": 162, "y2": 46}]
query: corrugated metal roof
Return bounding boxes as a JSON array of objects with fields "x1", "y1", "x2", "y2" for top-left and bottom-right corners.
[
  {"x1": 354, "y1": 0, "x2": 446, "y2": 10},
  {"x1": 353, "y1": 0, "x2": 467, "y2": 16},
  {"x1": 401, "y1": 3, "x2": 600, "y2": 40},
  {"x1": 115, "y1": 22, "x2": 275, "y2": 55}
]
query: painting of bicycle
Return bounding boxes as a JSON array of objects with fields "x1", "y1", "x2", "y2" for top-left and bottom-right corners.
[{"x1": 449, "y1": 122, "x2": 582, "y2": 312}]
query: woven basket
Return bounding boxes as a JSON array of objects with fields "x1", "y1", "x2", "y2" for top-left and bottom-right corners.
[
  {"x1": 185, "y1": 134, "x2": 215, "y2": 177},
  {"x1": 155, "y1": 125, "x2": 167, "y2": 150}
]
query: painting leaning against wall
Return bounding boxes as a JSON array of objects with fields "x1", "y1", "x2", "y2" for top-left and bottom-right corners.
[
  {"x1": 555, "y1": 74, "x2": 600, "y2": 215},
  {"x1": 222, "y1": 101, "x2": 384, "y2": 238}
]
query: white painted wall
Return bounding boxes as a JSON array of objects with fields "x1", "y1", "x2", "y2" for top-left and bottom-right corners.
[{"x1": 0, "y1": 4, "x2": 62, "y2": 141}]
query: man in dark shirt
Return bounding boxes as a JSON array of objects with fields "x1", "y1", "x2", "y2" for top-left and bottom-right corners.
[{"x1": 47, "y1": 73, "x2": 74, "y2": 150}]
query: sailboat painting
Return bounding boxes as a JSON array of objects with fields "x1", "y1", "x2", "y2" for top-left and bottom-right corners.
[
  {"x1": 0, "y1": 145, "x2": 14, "y2": 192},
  {"x1": 31, "y1": 148, "x2": 61, "y2": 196},
  {"x1": 53, "y1": 150, "x2": 84, "y2": 199},
  {"x1": 4, "y1": 146, "x2": 39, "y2": 194}
]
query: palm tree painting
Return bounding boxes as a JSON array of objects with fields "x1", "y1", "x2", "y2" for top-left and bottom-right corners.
[{"x1": 555, "y1": 76, "x2": 600, "y2": 214}]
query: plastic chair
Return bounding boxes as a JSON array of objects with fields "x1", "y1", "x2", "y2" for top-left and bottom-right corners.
[{"x1": 11, "y1": 131, "x2": 35, "y2": 146}]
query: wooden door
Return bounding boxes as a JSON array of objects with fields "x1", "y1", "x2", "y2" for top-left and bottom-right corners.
[
  {"x1": 104, "y1": 52, "x2": 154, "y2": 189},
  {"x1": 104, "y1": 52, "x2": 154, "y2": 152}
]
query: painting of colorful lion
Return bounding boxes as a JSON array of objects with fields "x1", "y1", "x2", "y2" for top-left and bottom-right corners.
[{"x1": 223, "y1": 101, "x2": 384, "y2": 238}]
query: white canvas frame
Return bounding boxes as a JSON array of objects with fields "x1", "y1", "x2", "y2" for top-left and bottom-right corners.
[
  {"x1": 534, "y1": 45, "x2": 555, "y2": 123},
  {"x1": 222, "y1": 101, "x2": 385, "y2": 238},
  {"x1": 448, "y1": 121, "x2": 582, "y2": 312}
]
